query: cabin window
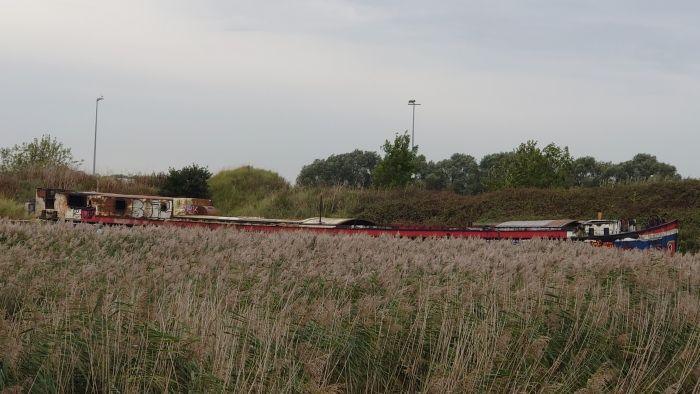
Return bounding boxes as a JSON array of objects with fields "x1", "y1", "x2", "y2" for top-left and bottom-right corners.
[
  {"x1": 160, "y1": 202, "x2": 169, "y2": 212},
  {"x1": 588, "y1": 228, "x2": 594, "y2": 237},
  {"x1": 115, "y1": 199, "x2": 127, "y2": 215},
  {"x1": 67, "y1": 194, "x2": 88, "y2": 208},
  {"x1": 603, "y1": 228, "x2": 610, "y2": 236}
]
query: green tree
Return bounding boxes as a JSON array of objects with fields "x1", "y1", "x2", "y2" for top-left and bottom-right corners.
[
  {"x1": 540, "y1": 142, "x2": 575, "y2": 187},
  {"x1": 159, "y1": 164, "x2": 212, "y2": 198},
  {"x1": 372, "y1": 133, "x2": 422, "y2": 188},
  {"x1": 606, "y1": 154, "x2": 679, "y2": 182},
  {"x1": 0, "y1": 134, "x2": 80, "y2": 172},
  {"x1": 572, "y1": 156, "x2": 610, "y2": 187},
  {"x1": 478, "y1": 152, "x2": 514, "y2": 191},
  {"x1": 296, "y1": 150, "x2": 380, "y2": 187},
  {"x1": 423, "y1": 153, "x2": 481, "y2": 194},
  {"x1": 479, "y1": 152, "x2": 514, "y2": 173},
  {"x1": 480, "y1": 141, "x2": 574, "y2": 190}
]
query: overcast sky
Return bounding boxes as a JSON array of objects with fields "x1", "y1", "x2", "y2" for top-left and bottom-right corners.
[{"x1": 1, "y1": 0, "x2": 699, "y2": 181}]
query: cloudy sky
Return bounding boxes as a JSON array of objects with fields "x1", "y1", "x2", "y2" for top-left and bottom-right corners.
[{"x1": 1, "y1": 0, "x2": 699, "y2": 180}]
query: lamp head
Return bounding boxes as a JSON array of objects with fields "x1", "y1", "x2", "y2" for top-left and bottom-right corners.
[{"x1": 97, "y1": 96, "x2": 104, "y2": 102}]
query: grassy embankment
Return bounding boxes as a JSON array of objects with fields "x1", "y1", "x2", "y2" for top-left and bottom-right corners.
[
  {"x1": 0, "y1": 222, "x2": 698, "y2": 391},
  {"x1": 212, "y1": 177, "x2": 700, "y2": 253}
]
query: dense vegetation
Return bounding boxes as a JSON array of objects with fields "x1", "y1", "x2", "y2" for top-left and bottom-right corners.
[
  {"x1": 299, "y1": 134, "x2": 680, "y2": 194},
  {"x1": 296, "y1": 150, "x2": 379, "y2": 188},
  {"x1": 0, "y1": 135, "x2": 696, "y2": 251},
  {"x1": 0, "y1": 136, "x2": 163, "y2": 202},
  {"x1": 0, "y1": 135, "x2": 81, "y2": 172},
  {"x1": 158, "y1": 164, "x2": 212, "y2": 198},
  {"x1": 1, "y1": 222, "x2": 698, "y2": 392},
  {"x1": 207, "y1": 180, "x2": 700, "y2": 253}
]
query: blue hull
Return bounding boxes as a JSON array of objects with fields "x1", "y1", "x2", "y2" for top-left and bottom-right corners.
[{"x1": 614, "y1": 233, "x2": 678, "y2": 252}]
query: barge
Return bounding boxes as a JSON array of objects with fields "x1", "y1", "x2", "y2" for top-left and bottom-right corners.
[{"x1": 31, "y1": 188, "x2": 679, "y2": 253}]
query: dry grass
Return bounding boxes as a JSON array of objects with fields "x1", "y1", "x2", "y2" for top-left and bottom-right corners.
[
  {"x1": 0, "y1": 166, "x2": 163, "y2": 202},
  {"x1": 0, "y1": 222, "x2": 699, "y2": 392}
]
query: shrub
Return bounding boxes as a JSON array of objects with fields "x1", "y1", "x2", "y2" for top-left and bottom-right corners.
[
  {"x1": 209, "y1": 166, "x2": 289, "y2": 215},
  {"x1": 297, "y1": 150, "x2": 380, "y2": 188},
  {"x1": 159, "y1": 164, "x2": 212, "y2": 198},
  {"x1": 0, "y1": 134, "x2": 80, "y2": 172},
  {"x1": 0, "y1": 197, "x2": 27, "y2": 219}
]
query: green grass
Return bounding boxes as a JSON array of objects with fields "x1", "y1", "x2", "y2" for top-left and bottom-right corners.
[
  {"x1": 0, "y1": 198, "x2": 27, "y2": 219},
  {"x1": 209, "y1": 166, "x2": 289, "y2": 215}
]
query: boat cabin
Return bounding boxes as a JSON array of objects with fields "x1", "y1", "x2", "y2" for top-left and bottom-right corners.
[
  {"x1": 581, "y1": 220, "x2": 622, "y2": 237},
  {"x1": 34, "y1": 188, "x2": 216, "y2": 221}
]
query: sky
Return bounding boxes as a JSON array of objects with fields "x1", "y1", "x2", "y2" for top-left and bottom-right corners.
[{"x1": 1, "y1": 0, "x2": 699, "y2": 181}]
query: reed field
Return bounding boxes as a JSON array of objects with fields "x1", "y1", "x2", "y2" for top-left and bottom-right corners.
[{"x1": 0, "y1": 221, "x2": 699, "y2": 392}]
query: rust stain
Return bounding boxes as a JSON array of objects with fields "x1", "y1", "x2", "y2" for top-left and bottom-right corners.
[
  {"x1": 34, "y1": 188, "x2": 175, "y2": 221},
  {"x1": 173, "y1": 198, "x2": 219, "y2": 217}
]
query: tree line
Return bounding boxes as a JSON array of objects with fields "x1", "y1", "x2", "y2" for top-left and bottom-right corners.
[
  {"x1": 0, "y1": 134, "x2": 681, "y2": 200},
  {"x1": 297, "y1": 133, "x2": 680, "y2": 194}
]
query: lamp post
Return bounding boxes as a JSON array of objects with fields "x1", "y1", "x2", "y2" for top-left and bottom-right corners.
[
  {"x1": 93, "y1": 96, "x2": 104, "y2": 176},
  {"x1": 408, "y1": 99, "x2": 421, "y2": 149}
]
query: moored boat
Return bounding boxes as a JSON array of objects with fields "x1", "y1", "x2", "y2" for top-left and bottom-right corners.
[{"x1": 30, "y1": 188, "x2": 679, "y2": 253}]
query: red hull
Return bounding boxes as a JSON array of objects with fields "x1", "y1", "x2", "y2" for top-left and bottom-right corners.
[{"x1": 79, "y1": 215, "x2": 569, "y2": 240}]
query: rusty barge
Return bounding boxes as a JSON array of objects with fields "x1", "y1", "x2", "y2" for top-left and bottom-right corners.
[{"x1": 32, "y1": 188, "x2": 679, "y2": 253}]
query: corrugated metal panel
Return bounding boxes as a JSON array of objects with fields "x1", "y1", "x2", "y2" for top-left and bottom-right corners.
[{"x1": 496, "y1": 219, "x2": 578, "y2": 229}]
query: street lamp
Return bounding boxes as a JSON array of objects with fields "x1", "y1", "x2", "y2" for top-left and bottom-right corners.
[
  {"x1": 408, "y1": 99, "x2": 421, "y2": 149},
  {"x1": 93, "y1": 96, "x2": 104, "y2": 176}
]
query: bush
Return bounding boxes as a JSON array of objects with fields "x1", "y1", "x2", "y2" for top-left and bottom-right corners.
[
  {"x1": 0, "y1": 197, "x2": 27, "y2": 219},
  {"x1": 209, "y1": 166, "x2": 289, "y2": 215},
  {"x1": 159, "y1": 164, "x2": 212, "y2": 198},
  {"x1": 0, "y1": 134, "x2": 80, "y2": 172},
  {"x1": 297, "y1": 150, "x2": 380, "y2": 188}
]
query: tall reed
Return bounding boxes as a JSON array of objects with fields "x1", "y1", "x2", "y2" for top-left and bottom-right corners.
[{"x1": 0, "y1": 222, "x2": 698, "y2": 392}]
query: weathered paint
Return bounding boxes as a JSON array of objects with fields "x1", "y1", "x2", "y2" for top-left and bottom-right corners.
[
  {"x1": 35, "y1": 188, "x2": 174, "y2": 221},
  {"x1": 582, "y1": 220, "x2": 621, "y2": 236},
  {"x1": 53, "y1": 193, "x2": 81, "y2": 220},
  {"x1": 172, "y1": 198, "x2": 219, "y2": 217}
]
